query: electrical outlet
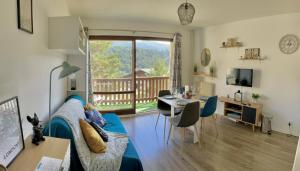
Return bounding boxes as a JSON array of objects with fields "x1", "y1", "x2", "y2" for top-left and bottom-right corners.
[{"x1": 288, "y1": 122, "x2": 292, "y2": 127}]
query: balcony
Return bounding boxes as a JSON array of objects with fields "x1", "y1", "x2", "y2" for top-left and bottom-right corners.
[{"x1": 92, "y1": 76, "x2": 169, "y2": 113}]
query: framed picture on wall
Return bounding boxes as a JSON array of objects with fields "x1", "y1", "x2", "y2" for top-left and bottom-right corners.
[
  {"x1": 0, "y1": 97, "x2": 24, "y2": 167},
  {"x1": 17, "y1": 0, "x2": 33, "y2": 34}
]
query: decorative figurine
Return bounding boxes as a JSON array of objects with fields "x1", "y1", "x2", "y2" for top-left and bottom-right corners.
[
  {"x1": 222, "y1": 42, "x2": 226, "y2": 47},
  {"x1": 234, "y1": 90, "x2": 243, "y2": 102},
  {"x1": 27, "y1": 113, "x2": 45, "y2": 145}
]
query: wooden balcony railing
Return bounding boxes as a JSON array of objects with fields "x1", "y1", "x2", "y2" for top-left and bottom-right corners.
[{"x1": 92, "y1": 77, "x2": 169, "y2": 105}]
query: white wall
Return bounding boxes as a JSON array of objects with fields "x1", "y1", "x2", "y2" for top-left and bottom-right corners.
[
  {"x1": 194, "y1": 13, "x2": 300, "y2": 135},
  {"x1": 0, "y1": 0, "x2": 68, "y2": 138},
  {"x1": 67, "y1": 55, "x2": 87, "y2": 95},
  {"x1": 83, "y1": 18, "x2": 195, "y2": 85}
]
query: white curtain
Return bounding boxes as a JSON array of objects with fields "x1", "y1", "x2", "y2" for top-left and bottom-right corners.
[{"x1": 170, "y1": 33, "x2": 182, "y2": 93}]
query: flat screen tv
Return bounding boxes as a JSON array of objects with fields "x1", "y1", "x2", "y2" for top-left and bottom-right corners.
[{"x1": 226, "y1": 68, "x2": 253, "y2": 87}]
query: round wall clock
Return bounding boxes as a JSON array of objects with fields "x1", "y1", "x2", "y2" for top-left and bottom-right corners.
[{"x1": 279, "y1": 34, "x2": 299, "y2": 54}]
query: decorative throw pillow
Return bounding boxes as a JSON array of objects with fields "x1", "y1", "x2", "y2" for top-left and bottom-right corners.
[
  {"x1": 79, "y1": 119, "x2": 107, "y2": 153},
  {"x1": 84, "y1": 110, "x2": 106, "y2": 127},
  {"x1": 84, "y1": 110, "x2": 95, "y2": 119},
  {"x1": 93, "y1": 109, "x2": 106, "y2": 122},
  {"x1": 85, "y1": 103, "x2": 96, "y2": 111},
  {"x1": 85, "y1": 119, "x2": 109, "y2": 142}
]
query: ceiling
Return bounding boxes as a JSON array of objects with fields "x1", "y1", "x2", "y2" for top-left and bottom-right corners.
[{"x1": 66, "y1": 0, "x2": 300, "y2": 27}]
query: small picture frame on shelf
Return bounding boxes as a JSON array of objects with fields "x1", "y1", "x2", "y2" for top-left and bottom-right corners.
[
  {"x1": 227, "y1": 38, "x2": 237, "y2": 47},
  {"x1": 220, "y1": 38, "x2": 242, "y2": 48},
  {"x1": 245, "y1": 49, "x2": 251, "y2": 59},
  {"x1": 244, "y1": 48, "x2": 260, "y2": 59},
  {"x1": 252, "y1": 48, "x2": 260, "y2": 59}
]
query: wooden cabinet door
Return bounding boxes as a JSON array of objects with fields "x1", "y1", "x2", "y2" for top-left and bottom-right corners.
[{"x1": 242, "y1": 106, "x2": 256, "y2": 124}]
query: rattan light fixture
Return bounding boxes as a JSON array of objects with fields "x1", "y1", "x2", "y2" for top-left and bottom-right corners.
[{"x1": 177, "y1": 0, "x2": 195, "y2": 25}]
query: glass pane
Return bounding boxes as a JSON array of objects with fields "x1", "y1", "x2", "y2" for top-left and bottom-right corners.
[
  {"x1": 90, "y1": 40, "x2": 133, "y2": 92},
  {"x1": 93, "y1": 93, "x2": 134, "y2": 110},
  {"x1": 90, "y1": 40, "x2": 134, "y2": 110},
  {"x1": 135, "y1": 40, "x2": 171, "y2": 113}
]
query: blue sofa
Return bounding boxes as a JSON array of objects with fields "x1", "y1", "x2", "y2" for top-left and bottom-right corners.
[{"x1": 43, "y1": 98, "x2": 143, "y2": 171}]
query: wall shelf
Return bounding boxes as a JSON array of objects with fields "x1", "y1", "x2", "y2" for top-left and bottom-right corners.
[
  {"x1": 239, "y1": 56, "x2": 267, "y2": 61},
  {"x1": 220, "y1": 44, "x2": 243, "y2": 48},
  {"x1": 193, "y1": 72, "x2": 215, "y2": 78},
  {"x1": 220, "y1": 38, "x2": 243, "y2": 48}
]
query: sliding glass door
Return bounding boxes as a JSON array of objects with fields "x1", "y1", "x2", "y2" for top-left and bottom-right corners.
[
  {"x1": 90, "y1": 38, "x2": 136, "y2": 114},
  {"x1": 89, "y1": 36, "x2": 172, "y2": 115},
  {"x1": 135, "y1": 39, "x2": 171, "y2": 113}
]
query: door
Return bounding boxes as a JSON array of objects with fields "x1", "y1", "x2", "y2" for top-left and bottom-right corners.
[
  {"x1": 89, "y1": 36, "x2": 172, "y2": 115},
  {"x1": 242, "y1": 106, "x2": 256, "y2": 124},
  {"x1": 89, "y1": 38, "x2": 136, "y2": 114}
]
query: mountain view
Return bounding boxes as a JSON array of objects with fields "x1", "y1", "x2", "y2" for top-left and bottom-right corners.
[{"x1": 90, "y1": 40, "x2": 171, "y2": 78}]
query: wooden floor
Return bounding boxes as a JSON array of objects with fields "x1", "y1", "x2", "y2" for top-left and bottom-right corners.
[{"x1": 121, "y1": 114, "x2": 298, "y2": 171}]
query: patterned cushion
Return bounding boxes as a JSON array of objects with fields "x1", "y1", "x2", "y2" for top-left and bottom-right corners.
[
  {"x1": 85, "y1": 119, "x2": 109, "y2": 142},
  {"x1": 85, "y1": 103, "x2": 96, "y2": 111},
  {"x1": 85, "y1": 109, "x2": 106, "y2": 127},
  {"x1": 79, "y1": 119, "x2": 107, "y2": 153}
]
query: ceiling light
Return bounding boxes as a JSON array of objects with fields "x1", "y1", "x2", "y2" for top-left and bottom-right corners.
[{"x1": 177, "y1": 0, "x2": 195, "y2": 25}]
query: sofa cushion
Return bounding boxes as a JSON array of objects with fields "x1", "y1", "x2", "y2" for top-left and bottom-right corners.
[
  {"x1": 86, "y1": 119, "x2": 109, "y2": 142},
  {"x1": 79, "y1": 119, "x2": 107, "y2": 153},
  {"x1": 44, "y1": 111, "x2": 144, "y2": 171},
  {"x1": 102, "y1": 113, "x2": 143, "y2": 171},
  {"x1": 85, "y1": 109, "x2": 106, "y2": 127},
  {"x1": 85, "y1": 103, "x2": 97, "y2": 111},
  {"x1": 102, "y1": 113, "x2": 127, "y2": 134}
]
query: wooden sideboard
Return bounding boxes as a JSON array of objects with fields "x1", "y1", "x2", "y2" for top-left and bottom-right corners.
[
  {"x1": 219, "y1": 96, "x2": 263, "y2": 132},
  {"x1": 8, "y1": 136, "x2": 70, "y2": 171}
]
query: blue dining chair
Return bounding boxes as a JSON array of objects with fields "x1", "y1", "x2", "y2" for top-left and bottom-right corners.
[{"x1": 200, "y1": 96, "x2": 218, "y2": 135}]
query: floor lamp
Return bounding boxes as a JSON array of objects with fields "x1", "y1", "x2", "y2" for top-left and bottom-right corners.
[{"x1": 49, "y1": 61, "x2": 80, "y2": 136}]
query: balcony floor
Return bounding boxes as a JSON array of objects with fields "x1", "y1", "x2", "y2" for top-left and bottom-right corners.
[{"x1": 96, "y1": 101, "x2": 157, "y2": 113}]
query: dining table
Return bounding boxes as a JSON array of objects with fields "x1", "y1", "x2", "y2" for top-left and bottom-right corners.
[{"x1": 157, "y1": 95, "x2": 206, "y2": 143}]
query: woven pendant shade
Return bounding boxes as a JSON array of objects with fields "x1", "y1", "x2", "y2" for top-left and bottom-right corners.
[{"x1": 177, "y1": 2, "x2": 195, "y2": 25}]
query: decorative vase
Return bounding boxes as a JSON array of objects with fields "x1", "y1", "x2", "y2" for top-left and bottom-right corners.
[
  {"x1": 252, "y1": 98, "x2": 259, "y2": 103},
  {"x1": 209, "y1": 67, "x2": 214, "y2": 76},
  {"x1": 194, "y1": 66, "x2": 198, "y2": 73}
]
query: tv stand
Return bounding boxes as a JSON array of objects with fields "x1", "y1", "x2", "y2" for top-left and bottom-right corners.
[{"x1": 219, "y1": 96, "x2": 263, "y2": 132}]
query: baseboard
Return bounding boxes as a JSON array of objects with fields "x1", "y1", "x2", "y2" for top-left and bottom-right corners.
[
  {"x1": 120, "y1": 112, "x2": 299, "y2": 137},
  {"x1": 119, "y1": 110, "x2": 157, "y2": 118},
  {"x1": 214, "y1": 113, "x2": 298, "y2": 137}
]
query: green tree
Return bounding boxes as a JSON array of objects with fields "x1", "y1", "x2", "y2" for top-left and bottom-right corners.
[
  {"x1": 90, "y1": 40, "x2": 171, "y2": 78},
  {"x1": 90, "y1": 41, "x2": 122, "y2": 78},
  {"x1": 149, "y1": 58, "x2": 169, "y2": 76}
]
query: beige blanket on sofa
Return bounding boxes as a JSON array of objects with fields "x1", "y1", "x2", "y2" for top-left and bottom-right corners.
[{"x1": 52, "y1": 99, "x2": 128, "y2": 171}]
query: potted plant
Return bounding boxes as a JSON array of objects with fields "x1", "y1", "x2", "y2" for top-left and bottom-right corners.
[
  {"x1": 193, "y1": 64, "x2": 198, "y2": 73},
  {"x1": 209, "y1": 61, "x2": 216, "y2": 77},
  {"x1": 209, "y1": 65, "x2": 215, "y2": 77},
  {"x1": 252, "y1": 93, "x2": 260, "y2": 103}
]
